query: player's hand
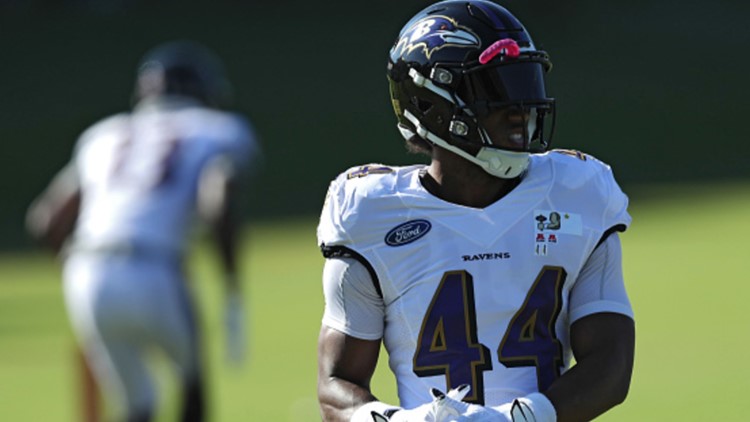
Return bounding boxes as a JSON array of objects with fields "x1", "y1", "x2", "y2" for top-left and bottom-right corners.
[
  {"x1": 358, "y1": 393, "x2": 444, "y2": 421},
  {"x1": 491, "y1": 392, "x2": 556, "y2": 422},
  {"x1": 508, "y1": 400, "x2": 535, "y2": 422},
  {"x1": 357, "y1": 385, "x2": 505, "y2": 422},
  {"x1": 431, "y1": 385, "x2": 510, "y2": 422},
  {"x1": 430, "y1": 385, "x2": 470, "y2": 421},
  {"x1": 369, "y1": 385, "x2": 492, "y2": 422},
  {"x1": 387, "y1": 401, "x2": 438, "y2": 422},
  {"x1": 224, "y1": 291, "x2": 246, "y2": 365},
  {"x1": 492, "y1": 399, "x2": 543, "y2": 422},
  {"x1": 368, "y1": 412, "x2": 390, "y2": 422},
  {"x1": 350, "y1": 402, "x2": 432, "y2": 422}
]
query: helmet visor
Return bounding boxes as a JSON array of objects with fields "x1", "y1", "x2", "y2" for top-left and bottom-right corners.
[
  {"x1": 470, "y1": 103, "x2": 554, "y2": 153},
  {"x1": 457, "y1": 60, "x2": 555, "y2": 153},
  {"x1": 460, "y1": 61, "x2": 552, "y2": 113}
]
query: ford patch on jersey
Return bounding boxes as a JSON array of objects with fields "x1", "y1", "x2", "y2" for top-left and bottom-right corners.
[{"x1": 385, "y1": 220, "x2": 431, "y2": 247}]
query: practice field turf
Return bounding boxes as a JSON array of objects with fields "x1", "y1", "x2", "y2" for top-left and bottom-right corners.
[{"x1": 1, "y1": 182, "x2": 748, "y2": 421}]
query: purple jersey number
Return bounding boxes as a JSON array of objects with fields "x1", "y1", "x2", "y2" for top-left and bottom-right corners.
[
  {"x1": 498, "y1": 266, "x2": 566, "y2": 391},
  {"x1": 110, "y1": 136, "x2": 182, "y2": 190},
  {"x1": 413, "y1": 266, "x2": 566, "y2": 404},
  {"x1": 413, "y1": 270, "x2": 493, "y2": 404}
]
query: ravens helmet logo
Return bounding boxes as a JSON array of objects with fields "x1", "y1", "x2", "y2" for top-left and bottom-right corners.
[{"x1": 392, "y1": 16, "x2": 480, "y2": 59}]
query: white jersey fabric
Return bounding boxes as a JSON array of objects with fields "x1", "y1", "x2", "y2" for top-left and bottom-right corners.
[
  {"x1": 317, "y1": 151, "x2": 632, "y2": 408},
  {"x1": 71, "y1": 97, "x2": 257, "y2": 255},
  {"x1": 62, "y1": 97, "x2": 258, "y2": 415}
]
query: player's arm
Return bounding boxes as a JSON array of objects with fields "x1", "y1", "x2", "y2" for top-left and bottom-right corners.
[
  {"x1": 198, "y1": 154, "x2": 246, "y2": 363},
  {"x1": 318, "y1": 256, "x2": 402, "y2": 421},
  {"x1": 541, "y1": 233, "x2": 635, "y2": 422},
  {"x1": 198, "y1": 154, "x2": 241, "y2": 283},
  {"x1": 543, "y1": 313, "x2": 634, "y2": 422},
  {"x1": 26, "y1": 163, "x2": 81, "y2": 253},
  {"x1": 318, "y1": 326, "x2": 383, "y2": 421}
]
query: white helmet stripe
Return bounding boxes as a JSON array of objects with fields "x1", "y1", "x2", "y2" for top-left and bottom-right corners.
[{"x1": 408, "y1": 68, "x2": 467, "y2": 107}]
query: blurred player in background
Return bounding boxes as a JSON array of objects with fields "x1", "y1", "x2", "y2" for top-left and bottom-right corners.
[
  {"x1": 26, "y1": 40, "x2": 261, "y2": 422},
  {"x1": 317, "y1": 1, "x2": 634, "y2": 421}
]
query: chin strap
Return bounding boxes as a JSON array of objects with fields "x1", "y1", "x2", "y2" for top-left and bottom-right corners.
[{"x1": 401, "y1": 110, "x2": 529, "y2": 179}]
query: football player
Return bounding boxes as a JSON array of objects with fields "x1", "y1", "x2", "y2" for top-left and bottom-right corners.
[
  {"x1": 316, "y1": 1, "x2": 634, "y2": 421},
  {"x1": 26, "y1": 40, "x2": 261, "y2": 422}
]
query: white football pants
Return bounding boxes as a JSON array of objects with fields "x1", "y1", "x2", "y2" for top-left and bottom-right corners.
[{"x1": 63, "y1": 253, "x2": 202, "y2": 418}]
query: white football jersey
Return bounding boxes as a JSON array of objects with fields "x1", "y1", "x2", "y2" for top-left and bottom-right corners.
[
  {"x1": 70, "y1": 98, "x2": 258, "y2": 255},
  {"x1": 317, "y1": 151, "x2": 631, "y2": 407}
]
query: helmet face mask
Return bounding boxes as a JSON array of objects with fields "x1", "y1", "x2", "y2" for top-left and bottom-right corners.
[{"x1": 387, "y1": 0, "x2": 555, "y2": 178}]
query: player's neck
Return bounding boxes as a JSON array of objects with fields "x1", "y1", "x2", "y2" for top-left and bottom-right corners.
[{"x1": 421, "y1": 159, "x2": 521, "y2": 209}]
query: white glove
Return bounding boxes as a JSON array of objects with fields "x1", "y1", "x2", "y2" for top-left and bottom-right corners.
[
  {"x1": 451, "y1": 405, "x2": 508, "y2": 422},
  {"x1": 388, "y1": 385, "x2": 472, "y2": 421},
  {"x1": 371, "y1": 412, "x2": 390, "y2": 422},
  {"x1": 431, "y1": 385, "x2": 510, "y2": 422},
  {"x1": 350, "y1": 401, "x2": 433, "y2": 422},
  {"x1": 509, "y1": 400, "x2": 535, "y2": 422},
  {"x1": 388, "y1": 400, "x2": 440, "y2": 422},
  {"x1": 444, "y1": 385, "x2": 471, "y2": 401},
  {"x1": 492, "y1": 393, "x2": 556, "y2": 422},
  {"x1": 224, "y1": 292, "x2": 246, "y2": 365},
  {"x1": 354, "y1": 385, "x2": 510, "y2": 422},
  {"x1": 352, "y1": 393, "x2": 446, "y2": 422}
]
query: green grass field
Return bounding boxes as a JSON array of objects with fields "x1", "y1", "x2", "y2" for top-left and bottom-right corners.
[{"x1": 1, "y1": 182, "x2": 748, "y2": 421}]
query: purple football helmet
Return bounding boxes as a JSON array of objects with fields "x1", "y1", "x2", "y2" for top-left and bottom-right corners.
[{"x1": 388, "y1": 0, "x2": 555, "y2": 178}]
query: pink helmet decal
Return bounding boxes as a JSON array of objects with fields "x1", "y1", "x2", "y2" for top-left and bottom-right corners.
[{"x1": 478, "y1": 38, "x2": 520, "y2": 64}]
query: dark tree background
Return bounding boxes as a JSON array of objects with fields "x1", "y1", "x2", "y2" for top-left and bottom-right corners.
[{"x1": 1, "y1": 0, "x2": 747, "y2": 249}]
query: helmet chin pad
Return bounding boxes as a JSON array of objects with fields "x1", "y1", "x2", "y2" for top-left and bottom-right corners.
[
  {"x1": 402, "y1": 110, "x2": 529, "y2": 179},
  {"x1": 475, "y1": 147, "x2": 529, "y2": 178}
]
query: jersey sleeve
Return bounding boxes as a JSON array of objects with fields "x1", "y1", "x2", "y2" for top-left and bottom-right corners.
[
  {"x1": 569, "y1": 233, "x2": 634, "y2": 322},
  {"x1": 317, "y1": 174, "x2": 352, "y2": 248},
  {"x1": 221, "y1": 114, "x2": 262, "y2": 175},
  {"x1": 596, "y1": 157, "x2": 631, "y2": 235},
  {"x1": 549, "y1": 150, "x2": 631, "y2": 238},
  {"x1": 321, "y1": 257, "x2": 385, "y2": 340},
  {"x1": 194, "y1": 115, "x2": 262, "y2": 202},
  {"x1": 316, "y1": 164, "x2": 399, "y2": 250}
]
